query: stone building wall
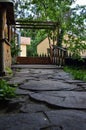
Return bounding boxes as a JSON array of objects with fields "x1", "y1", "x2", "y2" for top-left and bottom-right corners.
[{"x1": 4, "y1": 41, "x2": 11, "y2": 69}]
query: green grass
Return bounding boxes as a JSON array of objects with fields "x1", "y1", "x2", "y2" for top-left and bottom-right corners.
[{"x1": 64, "y1": 66, "x2": 86, "y2": 82}]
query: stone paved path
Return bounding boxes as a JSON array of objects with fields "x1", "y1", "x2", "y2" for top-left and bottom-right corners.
[{"x1": 0, "y1": 65, "x2": 86, "y2": 130}]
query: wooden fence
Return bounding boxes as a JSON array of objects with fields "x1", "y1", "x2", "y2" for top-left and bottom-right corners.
[
  {"x1": 16, "y1": 46, "x2": 67, "y2": 66},
  {"x1": 16, "y1": 56, "x2": 51, "y2": 64},
  {"x1": 50, "y1": 46, "x2": 67, "y2": 66}
]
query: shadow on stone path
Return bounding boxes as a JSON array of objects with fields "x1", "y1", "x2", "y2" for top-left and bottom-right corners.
[{"x1": 0, "y1": 65, "x2": 86, "y2": 130}]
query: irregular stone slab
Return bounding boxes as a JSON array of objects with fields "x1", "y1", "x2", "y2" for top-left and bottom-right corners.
[
  {"x1": 57, "y1": 71, "x2": 72, "y2": 77},
  {"x1": 52, "y1": 76, "x2": 67, "y2": 81},
  {"x1": 30, "y1": 69, "x2": 55, "y2": 74},
  {"x1": 77, "y1": 82, "x2": 86, "y2": 86},
  {"x1": 29, "y1": 91, "x2": 86, "y2": 109},
  {"x1": 5, "y1": 96, "x2": 30, "y2": 113},
  {"x1": 45, "y1": 110, "x2": 86, "y2": 130},
  {"x1": 65, "y1": 79, "x2": 85, "y2": 84},
  {"x1": 41, "y1": 126, "x2": 62, "y2": 130},
  {"x1": 0, "y1": 113, "x2": 49, "y2": 130},
  {"x1": 19, "y1": 80, "x2": 77, "y2": 91},
  {"x1": 12, "y1": 65, "x2": 59, "y2": 69},
  {"x1": 15, "y1": 88, "x2": 30, "y2": 95},
  {"x1": 8, "y1": 77, "x2": 26, "y2": 85},
  {"x1": 20, "y1": 104, "x2": 50, "y2": 113},
  {"x1": 9, "y1": 96, "x2": 29, "y2": 103},
  {"x1": 53, "y1": 72, "x2": 73, "y2": 81}
]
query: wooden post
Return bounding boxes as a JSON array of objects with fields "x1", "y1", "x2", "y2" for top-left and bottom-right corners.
[
  {"x1": 8, "y1": 24, "x2": 11, "y2": 42},
  {"x1": 0, "y1": 7, "x2": 6, "y2": 76}
]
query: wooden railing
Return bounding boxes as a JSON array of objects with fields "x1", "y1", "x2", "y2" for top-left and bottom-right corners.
[{"x1": 50, "y1": 46, "x2": 67, "y2": 66}]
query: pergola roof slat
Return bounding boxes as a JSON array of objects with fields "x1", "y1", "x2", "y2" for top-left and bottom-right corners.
[
  {"x1": 15, "y1": 19, "x2": 58, "y2": 30},
  {"x1": 16, "y1": 26, "x2": 55, "y2": 29},
  {"x1": 15, "y1": 23, "x2": 56, "y2": 26},
  {"x1": 16, "y1": 20, "x2": 57, "y2": 24}
]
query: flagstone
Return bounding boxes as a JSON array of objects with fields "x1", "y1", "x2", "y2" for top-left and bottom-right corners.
[
  {"x1": 19, "y1": 80, "x2": 77, "y2": 91},
  {"x1": 29, "y1": 91, "x2": 86, "y2": 109}
]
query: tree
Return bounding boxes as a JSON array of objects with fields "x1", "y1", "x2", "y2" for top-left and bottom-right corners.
[
  {"x1": 64, "y1": 5, "x2": 86, "y2": 58},
  {"x1": 11, "y1": 38, "x2": 21, "y2": 63},
  {"x1": 26, "y1": 0, "x2": 76, "y2": 46},
  {"x1": 14, "y1": 0, "x2": 86, "y2": 58}
]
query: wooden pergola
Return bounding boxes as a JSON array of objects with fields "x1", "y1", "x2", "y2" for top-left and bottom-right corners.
[
  {"x1": 15, "y1": 19, "x2": 67, "y2": 66},
  {"x1": 14, "y1": 19, "x2": 58, "y2": 54}
]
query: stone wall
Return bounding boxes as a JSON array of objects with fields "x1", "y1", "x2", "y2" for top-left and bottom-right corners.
[{"x1": 4, "y1": 40, "x2": 11, "y2": 69}]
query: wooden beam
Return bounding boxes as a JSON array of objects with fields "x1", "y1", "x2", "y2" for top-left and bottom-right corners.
[
  {"x1": 15, "y1": 20, "x2": 58, "y2": 30},
  {"x1": 16, "y1": 26, "x2": 55, "y2": 29},
  {"x1": 16, "y1": 20, "x2": 57, "y2": 24},
  {"x1": 15, "y1": 23, "x2": 56, "y2": 26}
]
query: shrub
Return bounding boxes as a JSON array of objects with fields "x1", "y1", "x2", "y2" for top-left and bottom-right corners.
[
  {"x1": 0, "y1": 79, "x2": 16, "y2": 100},
  {"x1": 5, "y1": 67, "x2": 13, "y2": 75},
  {"x1": 64, "y1": 66, "x2": 86, "y2": 81}
]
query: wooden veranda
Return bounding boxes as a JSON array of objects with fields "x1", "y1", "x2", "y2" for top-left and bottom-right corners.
[
  {"x1": 0, "y1": 0, "x2": 67, "y2": 77},
  {"x1": 0, "y1": 0, "x2": 15, "y2": 76}
]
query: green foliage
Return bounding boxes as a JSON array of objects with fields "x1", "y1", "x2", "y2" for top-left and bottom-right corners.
[
  {"x1": 15, "y1": 0, "x2": 75, "y2": 46},
  {"x1": 23, "y1": 29, "x2": 47, "y2": 56},
  {"x1": 5, "y1": 67, "x2": 13, "y2": 75},
  {"x1": 11, "y1": 39, "x2": 21, "y2": 58},
  {"x1": 27, "y1": 0, "x2": 75, "y2": 46},
  {"x1": 14, "y1": 0, "x2": 86, "y2": 59},
  {"x1": 64, "y1": 5, "x2": 86, "y2": 58},
  {"x1": 0, "y1": 79, "x2": 16, "y2": 100},
  {"x1": 64, "y1": 66, "x2": 86, "y2": 81}
]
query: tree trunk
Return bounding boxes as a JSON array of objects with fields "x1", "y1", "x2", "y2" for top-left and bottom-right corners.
[{"x1": 57, "y1": 29, "x2": 64, "y2": 47}]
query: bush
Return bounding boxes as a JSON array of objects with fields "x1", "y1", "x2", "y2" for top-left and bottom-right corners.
[
  {"x1": 0, "y1": 79, "x2": 16, "y2": 100},
  {"x1": 64, "y1": 66, "x2": 86, "y2": 81},
  {"x1": 5, "y1": 67, "x2": 13, "y2": 75}
]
